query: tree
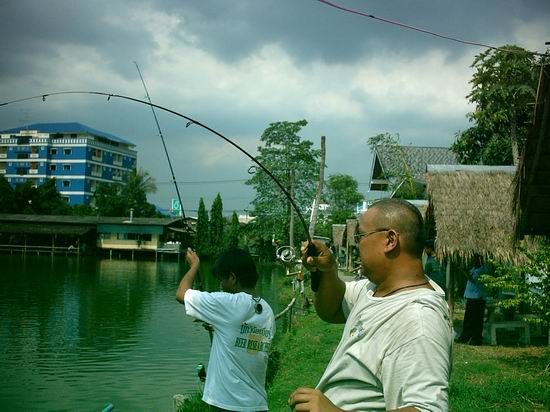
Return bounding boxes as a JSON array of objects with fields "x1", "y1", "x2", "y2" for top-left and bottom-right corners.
[
  {"x1": 34, "y1": 178, "x2": 71, "y2": 215},
  {"x1": 122, "y1": 168, "x2": 159, "y2": 217},
  {"x1": 482, "y1": 241, "x2": 550, "y2": 334},
  {"x1": 452, "y1": 45, "x2": 539, "y2": 165},
  {"x1": 93, "y1": 182, "x2": 125, "y2": 216},
  {"x1": 0, "y1": 176, "x2": 17, "y2": 213},
  {"x1": 225, "y1": 211, "x2": 240, "y2": 249},
  {"x1": 209, "y1": 193, "x2": 224, "y2": 256},
  {"x1": 326, "y1": 174, "x2": 363, "y2": 224},
  {"x1": 93, "y1": 168, "x2": 159, "y2": 217},
  {"x1": 194, "y1": 198, "x2": 210, "y2": 256},
  {"x1": 246, "y1": 120, "x2": 320, "y2": 247}
]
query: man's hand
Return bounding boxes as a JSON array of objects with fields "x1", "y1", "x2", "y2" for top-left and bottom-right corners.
[
  {"x1": 186, "y1": 248, "x2": 200, "y2": 269},
  {"x1": 301, "y1": 240, "x2": 337, "y2": 273},
  {"x1": 288, "y1": 387, "x2": 343, "y2": 412}
]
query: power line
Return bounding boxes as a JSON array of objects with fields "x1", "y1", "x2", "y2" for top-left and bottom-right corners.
[
  {"x1": 317, "y1": 0, "x2": 547, "y2": 57},
  {"x1": 156, "y1": 178, "x2": 248, "y2": 185}
]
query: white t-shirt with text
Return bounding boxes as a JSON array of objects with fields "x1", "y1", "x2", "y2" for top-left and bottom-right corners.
[
  {"x1": 317, "y1": 279, "x2": 452, "y2": 411},
  {"x1": 184, "y1": 289, "x2": 275, "y2": 411}
]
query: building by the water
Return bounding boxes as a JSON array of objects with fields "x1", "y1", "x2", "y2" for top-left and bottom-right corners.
[{"x1": 0, "y1": 122, "x2": 137, "y2": 206}]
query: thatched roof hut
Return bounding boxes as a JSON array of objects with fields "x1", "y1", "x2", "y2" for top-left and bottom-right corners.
[
  {"x1": 514, "y1": 63, "x2": 550, "y2": 240},
  {"x1": 426, "y1": 165, "x2": 527, "y2": 264}
]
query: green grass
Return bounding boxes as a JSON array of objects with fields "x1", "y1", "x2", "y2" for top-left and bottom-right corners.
[
  {"x1": 267, "y1": 311, "x2": 344, "y2": 411},
  {"x1": 267, "y1": 309, "x2": 550, "y2": 412},
  {"x1": 180, "y1": 276, "x2": 550, "y2": 412},
  {"x1": 450, "y1": 345, "x2": 550, "y2": 411}
]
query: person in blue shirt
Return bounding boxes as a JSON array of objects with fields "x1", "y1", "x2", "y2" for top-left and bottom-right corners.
[
  {"x1": 424, "y1": 240, "x2": 446, "y2": 294},
  {"x1": 456, "y1": 255, "x2": 490, "y2": 345}
]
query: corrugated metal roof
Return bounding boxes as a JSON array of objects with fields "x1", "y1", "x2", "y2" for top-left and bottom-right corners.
[
  {"x1": 0, "y1": 214, "x2": 183, "y2": 226},
  {"x1": 0, "y1": 122, "x2": 134, "y2": 146}
]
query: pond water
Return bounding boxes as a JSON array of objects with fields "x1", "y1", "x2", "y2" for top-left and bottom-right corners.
[{"x1": 0, "y1": 254, "x2": 284, "y2": 411}]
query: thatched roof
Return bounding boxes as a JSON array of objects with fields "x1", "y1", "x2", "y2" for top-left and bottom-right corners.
[
  {"x1": 514, "y1": 64, "x2": 550, "y2": 240},
  {"x1": 426, "y1": 165, "x2": 530, "y2": 264}
]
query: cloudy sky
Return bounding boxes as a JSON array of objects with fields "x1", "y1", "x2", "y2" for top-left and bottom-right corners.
[{"x1": 1, "y1": 0, "x2": 548, "y2": 215}]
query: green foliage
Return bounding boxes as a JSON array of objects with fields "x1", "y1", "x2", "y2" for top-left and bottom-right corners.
[
  {"x1": 93, "y1": 168, "x2": 159, "y2": 217},
  {"x1": 452, "y1": 45, "x2": 539, "y2": 165},
  {"x1": 122, "y1": 168, "x2": 159, "y2": 217},
  {"x1": 225, "y1": 211, "x2": 240, "y2": 249},
  {"x1": 0, "y1": 176, "x2": 17, "y2": 212},
  {"x1": 326, "y1": 174, "x2": 363, "y2": 224},
  {"x1": 208, "y1": 193, "x2": 224, "y2": 256},
  {"x1": 0, "y1": 177, "x2": 71, "y2": 215},
  {"x1": 34, "y1": 178, "x2": 71, "y2": 214},
  {"x1": 70, "y1": 204, "x2": 95, "y2": 216},
  {"x1": 93, "y1": 182, "x2": 125, "y2": 216},
  {"x1": 482, "y1": 242, "x2": 550, "y2": 326},
  {"x1": 194, "y1": 198, "x2": 210, "y2": 256},
  {"x1": 246, "y1": 120, "x2": 320, "y2": 247},
  {"x1": 367, "y1": 133, "x2": 424, "y2": 199}
]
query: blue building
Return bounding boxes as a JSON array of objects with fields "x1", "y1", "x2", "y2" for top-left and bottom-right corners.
[{"x1": 0, "y1": 122, "x2": 137, "y2": 206}]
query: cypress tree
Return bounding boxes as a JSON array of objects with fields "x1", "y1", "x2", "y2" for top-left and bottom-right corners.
[
  {"x1": 194, "y1": 198, "x2": 210, "y2": 256},
  {"x1": 209, "y1": 193, "x2": 224, "y2": 256}
]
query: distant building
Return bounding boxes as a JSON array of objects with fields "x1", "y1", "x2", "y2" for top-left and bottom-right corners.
[
  {"x1": 368, "y1": 145, "x2": 457, "y2": 198},
  {"x1": 0, "y1": 122, "x2": 137, "y2": 206}
]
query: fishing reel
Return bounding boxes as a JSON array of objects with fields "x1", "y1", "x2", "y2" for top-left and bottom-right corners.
[
  {"x1": 196, "y1": 363, "x2": 206, "y2": 382},
  {"x1": 276, "y1": 246, "x2": 297, "y2": 263}
]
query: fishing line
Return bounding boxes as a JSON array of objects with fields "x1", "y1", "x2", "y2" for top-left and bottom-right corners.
[{"x1": 0, "y1": 91, "x2": 320, "y2": 281}]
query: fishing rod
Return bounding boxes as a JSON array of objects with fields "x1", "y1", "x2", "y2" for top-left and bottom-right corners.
[
  {"x1": 132, "y1": 63, "x2": 212, "y2": 304},
  {"x1": 0, "y1": 90, "x2": 321, "y2": 288},
  {"x1": 133, "y1": 62, "x2": 190, "y2": 232}
]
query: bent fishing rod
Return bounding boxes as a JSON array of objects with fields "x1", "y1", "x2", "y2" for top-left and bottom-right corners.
[
  {"x1": 1, "y1": 90, "x2": 321, "y2": 289},
  {"x1": 133, "y1": 62, "x2": 189, "y2": 232}
]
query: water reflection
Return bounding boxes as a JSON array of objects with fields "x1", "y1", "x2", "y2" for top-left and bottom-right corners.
[{"x1": 0, "y1": 254, "x2": 284, "y2": 411}]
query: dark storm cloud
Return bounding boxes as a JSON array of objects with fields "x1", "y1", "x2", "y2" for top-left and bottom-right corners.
[
  {"x1": 0, "y1": 0, "x2": 153, "y2": 80},
  {"x1": 2, "y1": 0, "x2": 547, "y2": 82},
  {"x1": 159, "y1": 0, "x2": 549, "y2": 64}
]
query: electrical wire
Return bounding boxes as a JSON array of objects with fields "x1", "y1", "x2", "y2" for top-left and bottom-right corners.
[
  {"x1": 156, "y1": 178, "x2": 248, "y2": 185},
  {"x1": 317, "y1": 0, "x2": 547, "y2": 57}
]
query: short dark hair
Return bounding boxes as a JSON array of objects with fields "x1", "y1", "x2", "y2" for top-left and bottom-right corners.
[
  {"x1": 213, "y1": 248, "x2": 258, "y2": 288},
  {"x1": 370, "y1": 198, "x2": 426, "y2": 258}
]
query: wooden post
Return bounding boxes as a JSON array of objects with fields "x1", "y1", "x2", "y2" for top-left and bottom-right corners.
[
  {"x1": 309, "y1": 136, "x2": 326, "y2": 238},
  {"x1": 289, "y1": 169, "x2": 295, "y2": 248},
  {"x1": 447, "y1": 259, "x2": 455, "y2": 320}
]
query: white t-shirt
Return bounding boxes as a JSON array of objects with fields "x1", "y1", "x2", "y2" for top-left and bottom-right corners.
[
  {"x1": 317, "y1": 279, "x2": 452, "y2": 412},
  {"x1": 184, "y1": 289, "x2": 275, "y2": 411}
]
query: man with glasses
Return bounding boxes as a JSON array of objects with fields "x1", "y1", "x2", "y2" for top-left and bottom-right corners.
[{"x1": 289, "y1": 198, "x2": 452, "y2": 412}]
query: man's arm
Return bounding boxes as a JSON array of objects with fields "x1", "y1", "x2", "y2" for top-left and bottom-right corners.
[
  {"x1": 302, "y1": 240, "x2": 346, "y2": 323},
  {"x1": 176, "y1": 248, "x2": 200, "y2": 304},
  {"x1": 288, "y1": 388, "x2": 418, "y2": 411}
]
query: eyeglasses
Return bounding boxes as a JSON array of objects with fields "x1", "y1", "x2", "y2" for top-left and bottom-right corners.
[{"x1": 354, "y1": 228, "x2": 390, "y2": 244}]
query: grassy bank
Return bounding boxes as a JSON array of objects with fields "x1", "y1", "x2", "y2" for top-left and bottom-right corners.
[{"x1": 267, "y1": 308, "x2": 550, "y2": 412}]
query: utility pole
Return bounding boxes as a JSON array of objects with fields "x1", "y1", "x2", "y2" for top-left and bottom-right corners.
[
  {"x1": 309, "y1": 136, "x2": 326, "y2": 238},
  {"x1": 289, "y1": 169, "x2": 295, "y2": 248}
]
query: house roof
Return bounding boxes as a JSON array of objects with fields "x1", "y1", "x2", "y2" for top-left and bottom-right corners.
[
  {"x1": 0, "y1": 122, "x2": 134, "y2": 147},
  {"x1": 375, "y1": 145, "x2": 457, "y2": 180},
  {"x1": 514, "y1": 64, "x2": 550, "y2": 240},
  {"x1": 0, "y1": 214, "x2": 184, "y2": 227},
  {"x1": 426, "y1": 165, "x2": 536, "y2": 264}
]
